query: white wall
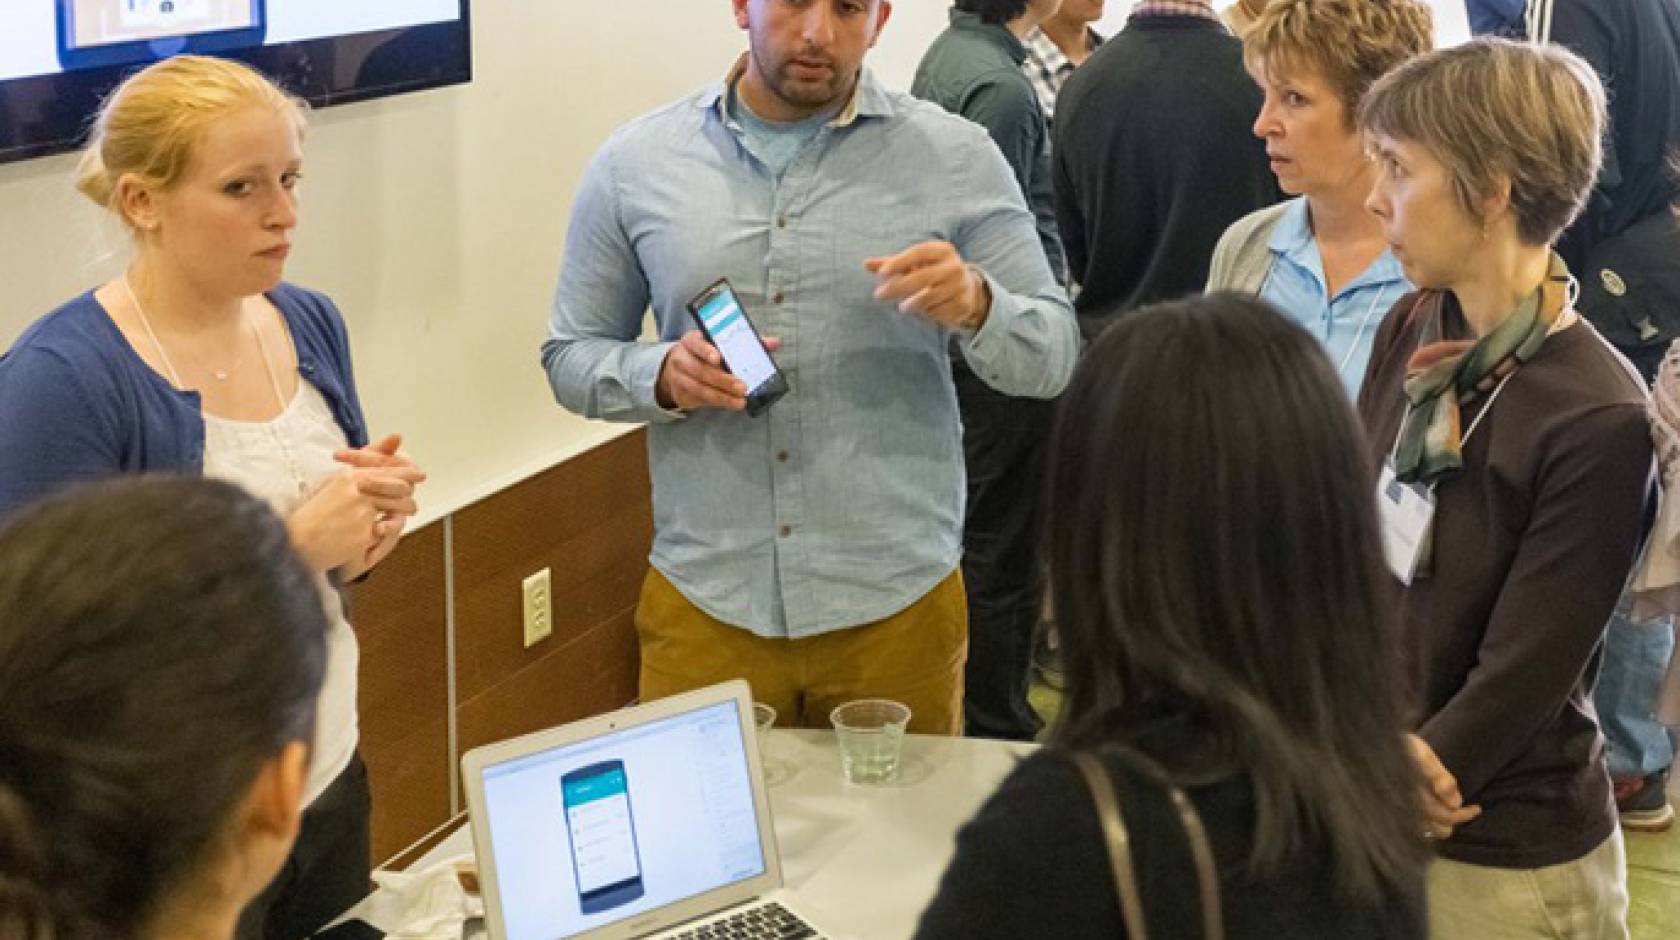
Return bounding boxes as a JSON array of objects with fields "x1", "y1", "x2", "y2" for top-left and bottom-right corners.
[
  {"x1": 0, "y1": 1, "x2": 1473, "y2": 524},
  {"x1": 0, "y1": 1, "x2": 952, "y2": 525}
]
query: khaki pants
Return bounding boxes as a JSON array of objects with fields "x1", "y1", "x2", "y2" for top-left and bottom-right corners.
[
  {"x1": 1427, "y1": 830, "x2": 1630, "y2": 940},
  {"x1": 635, "y1": 568, "x2": 968, "y2": 735}
]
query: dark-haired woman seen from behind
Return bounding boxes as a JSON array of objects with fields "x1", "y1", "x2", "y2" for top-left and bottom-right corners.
[
  {"x1": 1356, "y1": 39, "x2": 1649, "y2": 939},
  {"x1": 0, "y1": 477, "x2": 327, "y2": 940},
  {"x1": 913, "y1": 294, "x2": 1428, "y2": 939}
]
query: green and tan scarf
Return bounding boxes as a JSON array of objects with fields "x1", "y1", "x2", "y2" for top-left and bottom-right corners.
[{"x1": 1394, "y1": 253, "x2": 1572, "y2": 485}]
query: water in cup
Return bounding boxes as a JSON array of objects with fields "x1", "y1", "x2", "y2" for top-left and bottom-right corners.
[{"x1": 830, "y1": 699, "x2": 911, "y2": 785}]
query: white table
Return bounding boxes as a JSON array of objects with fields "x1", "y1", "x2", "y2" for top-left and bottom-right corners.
[{"x1": 361, "y1": 730, "x2": 1033, "y2": 939}]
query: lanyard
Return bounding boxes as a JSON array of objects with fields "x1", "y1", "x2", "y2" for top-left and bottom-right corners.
[
  {"x1": 1337, "y1": 285, "x2": 1391, "y2": 377},
  {"x1": 1258, "y1": 257, "x2": 1394, "y2": 380}
]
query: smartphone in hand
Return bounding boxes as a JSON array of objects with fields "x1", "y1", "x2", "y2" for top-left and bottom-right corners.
[{"x1": 686, "y1": 278, "x2": 789, "y2": 417}]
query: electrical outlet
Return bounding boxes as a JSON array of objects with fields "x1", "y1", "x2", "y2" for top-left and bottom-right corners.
[{"x1": 522, "y1": 568, "x2": 552, "y2": 648}]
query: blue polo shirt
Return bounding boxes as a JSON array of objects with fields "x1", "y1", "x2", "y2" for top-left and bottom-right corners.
[{"x1": 1258, "y1": 197, "x2": 1410, "y2": 394}]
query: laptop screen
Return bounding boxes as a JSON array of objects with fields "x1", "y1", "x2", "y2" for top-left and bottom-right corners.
[{"x1": 478, "y1": 699, "x2": 768, "y2": 940}]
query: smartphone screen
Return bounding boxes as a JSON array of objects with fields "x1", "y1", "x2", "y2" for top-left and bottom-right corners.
[
  {"x1": 692, "y1": 284, "x2": 781, "y2": 396},
  {"x1": 561, "y1": 761, "x2": 645, "y2": 915}
]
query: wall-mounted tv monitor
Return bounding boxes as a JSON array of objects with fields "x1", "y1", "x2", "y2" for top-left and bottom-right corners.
[{"x1": 0, "y1": 0, "x2": 472, "y2": 165}]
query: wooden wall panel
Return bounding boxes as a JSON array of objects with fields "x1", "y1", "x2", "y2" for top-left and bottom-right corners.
[
  {"x1": 348, "y1": 522, "x2": 450, "y2": 864},
  {"x1": 348, "y1": 430, "x2": 652, "y2": 865},
  {"x1": 453, "y1": 430, "x2": 652, "y2": 705},
  {"x1": 457, "y1": 608, "x2": 641, "y2": 756}
]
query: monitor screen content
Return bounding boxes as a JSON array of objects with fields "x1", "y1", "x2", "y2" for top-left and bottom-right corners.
[
  {"x1": 0, "y1": 1, "x2": 471, "y2": 163},
  {"x1": 479, "y1": 701, "x2": 768, "y2": 940},
  {"x1": 63, "y1": 0, "x2": 260, "y2": 53}
]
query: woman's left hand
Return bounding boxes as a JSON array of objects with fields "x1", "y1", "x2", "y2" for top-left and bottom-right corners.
[
  {"x1": 1408, "y1": 734, "x2": 1482, "y2": 841},
  {"x1": 346, "y1": 512, "x2": 408, "y2": 580},
  {"x1": 335, "y1": 434, "x2": 425, "y2": 577}
]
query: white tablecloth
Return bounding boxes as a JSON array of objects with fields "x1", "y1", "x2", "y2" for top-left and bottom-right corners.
[{"x1": 359, "y1": 730, "x2": 1033, "y2": 939}]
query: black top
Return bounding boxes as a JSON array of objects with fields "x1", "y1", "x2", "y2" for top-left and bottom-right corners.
[
  {"x1": 913, "y1": 749, "x2": 1426, "y2": 940},
  {"x1": 1357, "y1": 296, "x2": 1651, "y2": 868},
  {"x1": 912, "y1": 9, "x2": 1066, "y2": 281},
  {"x1": 1544, "y1": 0, "x2": 1680, "y2": 271},
  {"x1": 1053, "y1": 14, "x2": 1280, "y2": 337}
]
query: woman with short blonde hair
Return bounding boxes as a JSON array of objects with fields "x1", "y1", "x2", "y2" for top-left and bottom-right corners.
[
  {"x1": 1355, "y1": 39, "x2": 1646, "y2": 940},
  {"x1": 0, "y1": 55, "x2": 426, "y2": 939},
  {"x1": 1208, "y1": 0, "x2": 1433, "y2": 394}
]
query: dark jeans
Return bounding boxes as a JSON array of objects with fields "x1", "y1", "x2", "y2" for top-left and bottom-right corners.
[
  {"x1": 238, "y1": 752, "x2": 372, "y2": 940},
  {"x1": 954, "y1": 360, "x2": 1053, "y2": 741}
]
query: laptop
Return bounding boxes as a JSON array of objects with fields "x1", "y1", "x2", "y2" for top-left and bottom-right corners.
[{"x1": 461, "y1": 680, "x2": 846, "y2": 940}]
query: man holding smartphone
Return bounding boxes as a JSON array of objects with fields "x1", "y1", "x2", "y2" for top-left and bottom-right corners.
[{"x1": 542, "y1": 0, "x2": 1078, "y2": 735}]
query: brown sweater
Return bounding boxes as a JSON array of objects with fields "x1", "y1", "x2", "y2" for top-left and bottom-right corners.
[{"x1": 1356, "y1": 292, "x2": 1652, "y2": 869}]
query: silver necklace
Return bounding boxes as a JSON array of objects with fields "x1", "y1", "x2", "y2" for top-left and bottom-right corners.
[{"x1": 122, "y1": 276, "x2": 250, "y2": 384}]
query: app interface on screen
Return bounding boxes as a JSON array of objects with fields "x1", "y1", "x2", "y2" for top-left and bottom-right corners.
[
  {"x1": 480, "y1": 701, "x2": 767, "y2": 940},
  {"x1": 697, "y1": 290, "x2": 778, "y2": 395},
  {"x1": 563, "y1": 766, "x2": 640, "y2": 896},
  {"x1": 67, "y1": 0, "x2": 256, "y2": 50},
  {"x1": 5, "y1": 1, "x2": 462, "y2": 81}
]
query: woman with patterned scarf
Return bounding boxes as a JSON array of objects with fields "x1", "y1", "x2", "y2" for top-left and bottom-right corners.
[{"x1": 1354, "y1": 40, "x2": 1652, "y2": 940}]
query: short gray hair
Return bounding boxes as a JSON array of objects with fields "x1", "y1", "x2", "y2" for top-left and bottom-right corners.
[{"x1": 1358, "y1": 37, "x2": 1605, "y2": 247}]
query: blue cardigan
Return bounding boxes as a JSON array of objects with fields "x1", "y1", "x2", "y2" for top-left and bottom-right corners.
[{"x1": 0, "y1": 283, "x2": 369, "y2": 520}]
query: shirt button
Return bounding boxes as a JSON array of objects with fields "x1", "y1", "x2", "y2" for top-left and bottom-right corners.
[
  {"x1": 777, "y1": 451, "x2": 789, "y2": 463},
  {"x1": 776, "y1": 216, "x2": 788, "y2": 229},
  {"x1": 778, "y1": 525, "x2": 792, "y2": 538},
  {"x1": 772, "y1": 291, "x2": 785, "y2": 304}
]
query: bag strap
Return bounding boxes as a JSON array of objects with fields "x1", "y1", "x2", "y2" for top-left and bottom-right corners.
[
  {"x1": 1167, "y1": 787, "x2": 1225, "y2": 940},
  {"x1": 1069, "y1": 751, "x2": 1227, "y2": 940}
]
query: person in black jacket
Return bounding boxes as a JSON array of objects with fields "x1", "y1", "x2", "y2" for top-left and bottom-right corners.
[
  {"x1": 912, "y1": 294, "x2": 1428, "y2": 940},
  {"x1": 1053, "y1": 0, "x2": 1281, "y2": 337},
  {"x1": 912, "y1": 0, "x2": 1067, "y2": 743}
]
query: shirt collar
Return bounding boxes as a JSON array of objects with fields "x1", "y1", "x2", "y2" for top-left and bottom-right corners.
[
  {"x1": 1270, "y1": 197, "x2": 1407, "y2": 294},
  {"x1": 700, "y1": 54, "x2": 893, "y2": 128},
  {"x1": 1023, "y1": 24, "x2": 1105, "y2": 71},
  {"x1": 1129, "y1": 1, "x2": 1224, "y2": 25},
  {"x1": 1022, "y1": 26, "x2": 1071, "y2": 73},
  {"x1": 1268, "y1": 197, "x2": 1316, "y2": 255},
  {"x1": 949, "y1": 8, "x2": 1028, "y2": 65}
]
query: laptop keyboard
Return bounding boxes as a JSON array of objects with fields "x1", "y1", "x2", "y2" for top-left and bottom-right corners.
[{"x1": 669, "y1": 901, "x2": 822, "y2": 939}]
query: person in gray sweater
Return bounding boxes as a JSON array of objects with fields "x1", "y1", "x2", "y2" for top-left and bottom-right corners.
[{"x1": 1207, "y1": 0, "x2": 1431, "y2": 394}]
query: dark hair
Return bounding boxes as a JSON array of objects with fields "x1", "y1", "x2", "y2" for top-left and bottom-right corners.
[
  {"x1": 955, "y1": 0, "x2": 1032, "y2": 27},
  {"x1": 0, "y1": 478, "x2": 327, "y2": 938},
  {"x1": 1044, "y1": 294, "x2": 1427, "y2": 901}
]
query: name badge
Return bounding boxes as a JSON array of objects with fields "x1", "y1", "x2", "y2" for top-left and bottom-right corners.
[{"x1": 1377, "y1": 460, "x2": 1435, "y2": 585}]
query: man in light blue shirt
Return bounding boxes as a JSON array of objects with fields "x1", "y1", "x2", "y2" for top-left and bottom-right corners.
[{"x1": 542, "y1": 0, "x2": 1078, "y2": 735}]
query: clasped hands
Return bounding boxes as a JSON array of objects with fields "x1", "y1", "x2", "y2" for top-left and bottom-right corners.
[
  {"x1": 655, "y1": 241, "x2": 991, "y2": 412},
  {"x1": 1409, "y1": 733, "x2": 1482, "y2": 842},
  {"x1": 287, "y1": 433, "x2": 427, "y2": 579}
]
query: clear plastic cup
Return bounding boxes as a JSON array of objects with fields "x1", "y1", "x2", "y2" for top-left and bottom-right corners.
[
  {"x1": 752, "y1": 702, "x2": 777, "y2": 765},
  {"x1": 830, "y1": 699, "x2": 912, "y2": 785}
]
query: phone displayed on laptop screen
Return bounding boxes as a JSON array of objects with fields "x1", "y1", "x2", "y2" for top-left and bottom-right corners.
[
  {"x1": 562, "y1": 760, "x2": 646, "y2": 914},
  {"x1": 473, "y1": 697, "x2": 771, "y2": 940},
  {"x1": 686, "y1": 278, "x2": 789, "y2": 417}
]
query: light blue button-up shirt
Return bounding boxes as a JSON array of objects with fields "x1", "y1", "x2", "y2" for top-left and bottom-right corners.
[
  {"x1": 1259, "y1": 197, "x2": 1410, "y2": 394},
  {"x1": 541, "y1": 66, "x2": 1079, "y2": 639}
]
